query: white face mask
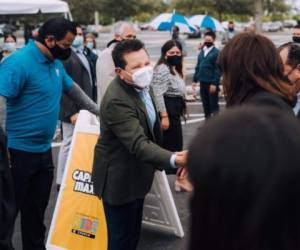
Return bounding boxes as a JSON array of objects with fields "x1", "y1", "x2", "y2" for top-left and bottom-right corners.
[
  {"x1": 3, "y1": 42, "x2": 16, "y2": 52},
  {"x1": 72, "y1": 36, "x2": 84, "y2": 48},
  {"x1": 131, "y1": 66, "x2": 153, "y2": 89},
  {"x1": 86, "y1": 42, "x2": 94, "y2": 50}
]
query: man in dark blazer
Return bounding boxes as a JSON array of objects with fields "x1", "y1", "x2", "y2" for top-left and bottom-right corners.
[
  {"x1": 57, "y1": 24, "x2": 98, "y2": 187},
  {"x1": 193, "y1": 31, "x2": 221, "y2": 119},
  {"x1": 92, "y1": 39, "x2": 187, "y2": 250}
]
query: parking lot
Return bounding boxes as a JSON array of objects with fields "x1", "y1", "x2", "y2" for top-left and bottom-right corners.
[{"x1": 11, "y1": 29, "x2": 292, "y2": 250}]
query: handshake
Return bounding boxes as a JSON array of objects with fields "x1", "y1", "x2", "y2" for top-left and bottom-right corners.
[{"x1": 175, "y1": 150, "x2": 188, "y2": 168}]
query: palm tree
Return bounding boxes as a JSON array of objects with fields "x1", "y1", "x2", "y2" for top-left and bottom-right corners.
[{"x1": 254, "y1": 0, "x2": 263, "y2": 33}]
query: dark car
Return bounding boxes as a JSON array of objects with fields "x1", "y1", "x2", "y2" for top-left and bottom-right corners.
[
  {"x1": 187, "y1": 27, "x2": 201, "y2": 39},
  {"x1": 0, "y1": 23, "x2": 17, "y2": 35}
]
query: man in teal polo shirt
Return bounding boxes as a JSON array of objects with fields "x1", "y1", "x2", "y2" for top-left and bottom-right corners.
[{"x1": 0, "y1": 18, "x2": 99, "y2": 250}]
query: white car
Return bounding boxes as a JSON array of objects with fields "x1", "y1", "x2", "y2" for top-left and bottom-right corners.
[{"x1": 284, "y1": 20, "x2": 297, "y2": 28}]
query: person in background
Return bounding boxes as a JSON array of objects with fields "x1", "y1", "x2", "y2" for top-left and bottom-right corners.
[
  {"x1": 218, "y1": 32, "x2": 296, "y2": 112},
  {"x1": 244, "y1": 23, "x2": 256, "y2": 33},
  {"x1": 92, "y1": 39, "x2": 187, "y2": 250},
  {"x1": 96, "y1": 21, "x2": 136, "y2": 104},
  {"x1": 196, "y1": 28, "x2": 213, "y2": 50},
  {"x1": 85, "y1": 32, "x2": 101, "y2": 56},
  {"x1": 278, "y1": 42, "x2": 300, "y2": 86},
  {"x1": 203, "y1": 27, "x2": 213, "y2": 34},
  {"x1": 292, "y1": 24, "x2": 300, "y2": 43},
  {"x1": 193, "y1": 31, "x2": 220, "y2": 119},
  {"x1": 278, "y1": 42, "x2": 300, "y2": 115},
  {"x1": 152, "y1": 40, "x2": 192, "y2": 192},
  {"x1": 172, "y1": 25, "x2": 187, "y2": 57},
  {"x1": 24, "y1": 24, "x2": 34, "y2": 44},
  {"x1": 0, "y1": 18, "x2": 99, "y2": 250},
  {"x1": 0, "y1": 34, "x2": 17, "y2": 62},
  {"x1": 222, "y1": 21, "x2": 236, "y2": 45},
  {"x1": 188, "y1": 106, "x2": 300, "y2": 250},
  {"x1": 56, "y1": 24, "x2": 98, "y2": 189}
]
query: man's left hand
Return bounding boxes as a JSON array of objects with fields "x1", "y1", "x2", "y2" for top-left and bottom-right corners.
[{"x1": 70, "y1": 113, "x2": 79, "y2": 125}]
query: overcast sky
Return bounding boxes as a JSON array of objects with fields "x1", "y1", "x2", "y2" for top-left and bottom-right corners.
[{"x1": 287, "y1": 0, "x2": 300, "y2": 7}]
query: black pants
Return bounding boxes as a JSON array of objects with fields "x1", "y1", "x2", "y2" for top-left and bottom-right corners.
[
  {"x1": 0, "y1": 132, "x2": 15, "y2": 250},
  {"x1": 103, "y1": 199, "x2": 144, "y2": 250},
  {"x1": 200, "y1": 83, "x2": 219, "y2": 119},
  {"x1": 9, "y1": 148, "x2": 54, "y2": 250},
  {"x1": 163, "y1": 96, "x2": 185, "y2": 174}
]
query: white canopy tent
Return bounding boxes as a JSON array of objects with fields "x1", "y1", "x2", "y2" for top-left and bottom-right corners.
[{"x1": 0, "y1": 0, "x2": 72, "y2": 19}]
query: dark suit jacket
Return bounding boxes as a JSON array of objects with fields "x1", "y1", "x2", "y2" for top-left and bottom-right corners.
[
  {"x1": 245, "y1": 91, "x2": 294, "y2": 115},
  {"x1": 60, "y1": 47, "x2": 98, "y2": 123},
  {"x1": 92, "y1": 77, "x2": 173, "y2": 205},
  {"x1": 193, "y1": 46, "x2": 220, "y2": 85}
]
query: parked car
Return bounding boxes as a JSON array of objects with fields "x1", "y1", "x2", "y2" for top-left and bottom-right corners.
[
  {"x1": 83, "y1": 25, "x2": 102, "y2": 38},
  {"x1": 139, "y1": 23, "x2": 150, "y2": 31},
  {"x1": 263, "y1": 22, "x2": 271, "y2": 32},
  {"x1": 187, "y1": 27, "x2": 201, "y2": 39},
  {"x1": 263, "y1": 22, "x2": 282, "y2": 32},
  {"x1": 269, "y1": 22, "x2": 282, "y2": 32},
  {"x1": 283, "y1": 19, "x2": 297, "y2": 29},
  {"x1": 0, "y1": 23, "x2": 17, "y2": 35}
]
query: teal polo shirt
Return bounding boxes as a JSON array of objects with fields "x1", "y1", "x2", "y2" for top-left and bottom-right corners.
[{"x1": 0, "y1": 40, "x2": 74, "y2": 152}]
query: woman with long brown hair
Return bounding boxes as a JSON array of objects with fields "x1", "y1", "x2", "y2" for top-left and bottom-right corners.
[
  {"x1": 218, "y1": 32, "x2": 296, "y2": 109},
  {"x1": 188, "y1": 33, "x2": 300, "y2": 250}
]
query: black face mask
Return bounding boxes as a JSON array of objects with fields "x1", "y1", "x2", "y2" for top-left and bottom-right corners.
[
  {"x1": 228, "y1": 27, "x2": 234, "y2": 32},
  {"x1": 293, "y1": 36, "x2": 300, "y2": 43},
  {"x1": 204, "y1": 42, "x2": 214, "y2": 48},
  {"x1": 167, "y1": 55, "x2": 182, "y2": 66},
  {"x1": 47, "y1": 43, "x2": 71, "y2": 61}
]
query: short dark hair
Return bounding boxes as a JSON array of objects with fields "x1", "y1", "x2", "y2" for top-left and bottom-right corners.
[
  {"x1": 37, "y1": 17, "x2": 77, "y2": 42},
  {"x1": 112, "y1": 39, "x2": 145, "y2": 69},
  {"x1": 73, "y1": 22, "x2": 81, "y2": 29},
  {"x1": 278, "y1": 42, "x2": 300, "y2": 68},
  {"x1": 204, "y1": 31, "x2": 216, "y2": 40},
  {"x1": 173, "y1": 25, "x2": 180, "y2": 32},
  {"x1": 4, "y1": 34, "x2": 16, "y2": 42}
]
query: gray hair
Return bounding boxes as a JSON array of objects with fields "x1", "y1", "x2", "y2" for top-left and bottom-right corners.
[{"x1": 113, "y1": 21, "x2": 135, "y2": 36}]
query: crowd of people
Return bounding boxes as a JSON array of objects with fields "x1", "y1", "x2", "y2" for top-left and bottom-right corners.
[{"x1": 1, "y1": 17, "x2": 300, "y2": 250}]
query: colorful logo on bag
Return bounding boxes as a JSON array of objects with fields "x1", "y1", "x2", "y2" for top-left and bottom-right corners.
[
  {"x1": 72, "y1": 169, "x2": 94, "y2": 195},
  {"x1": 71, "y1": 214, "x2": 99, "y2": 239}
]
